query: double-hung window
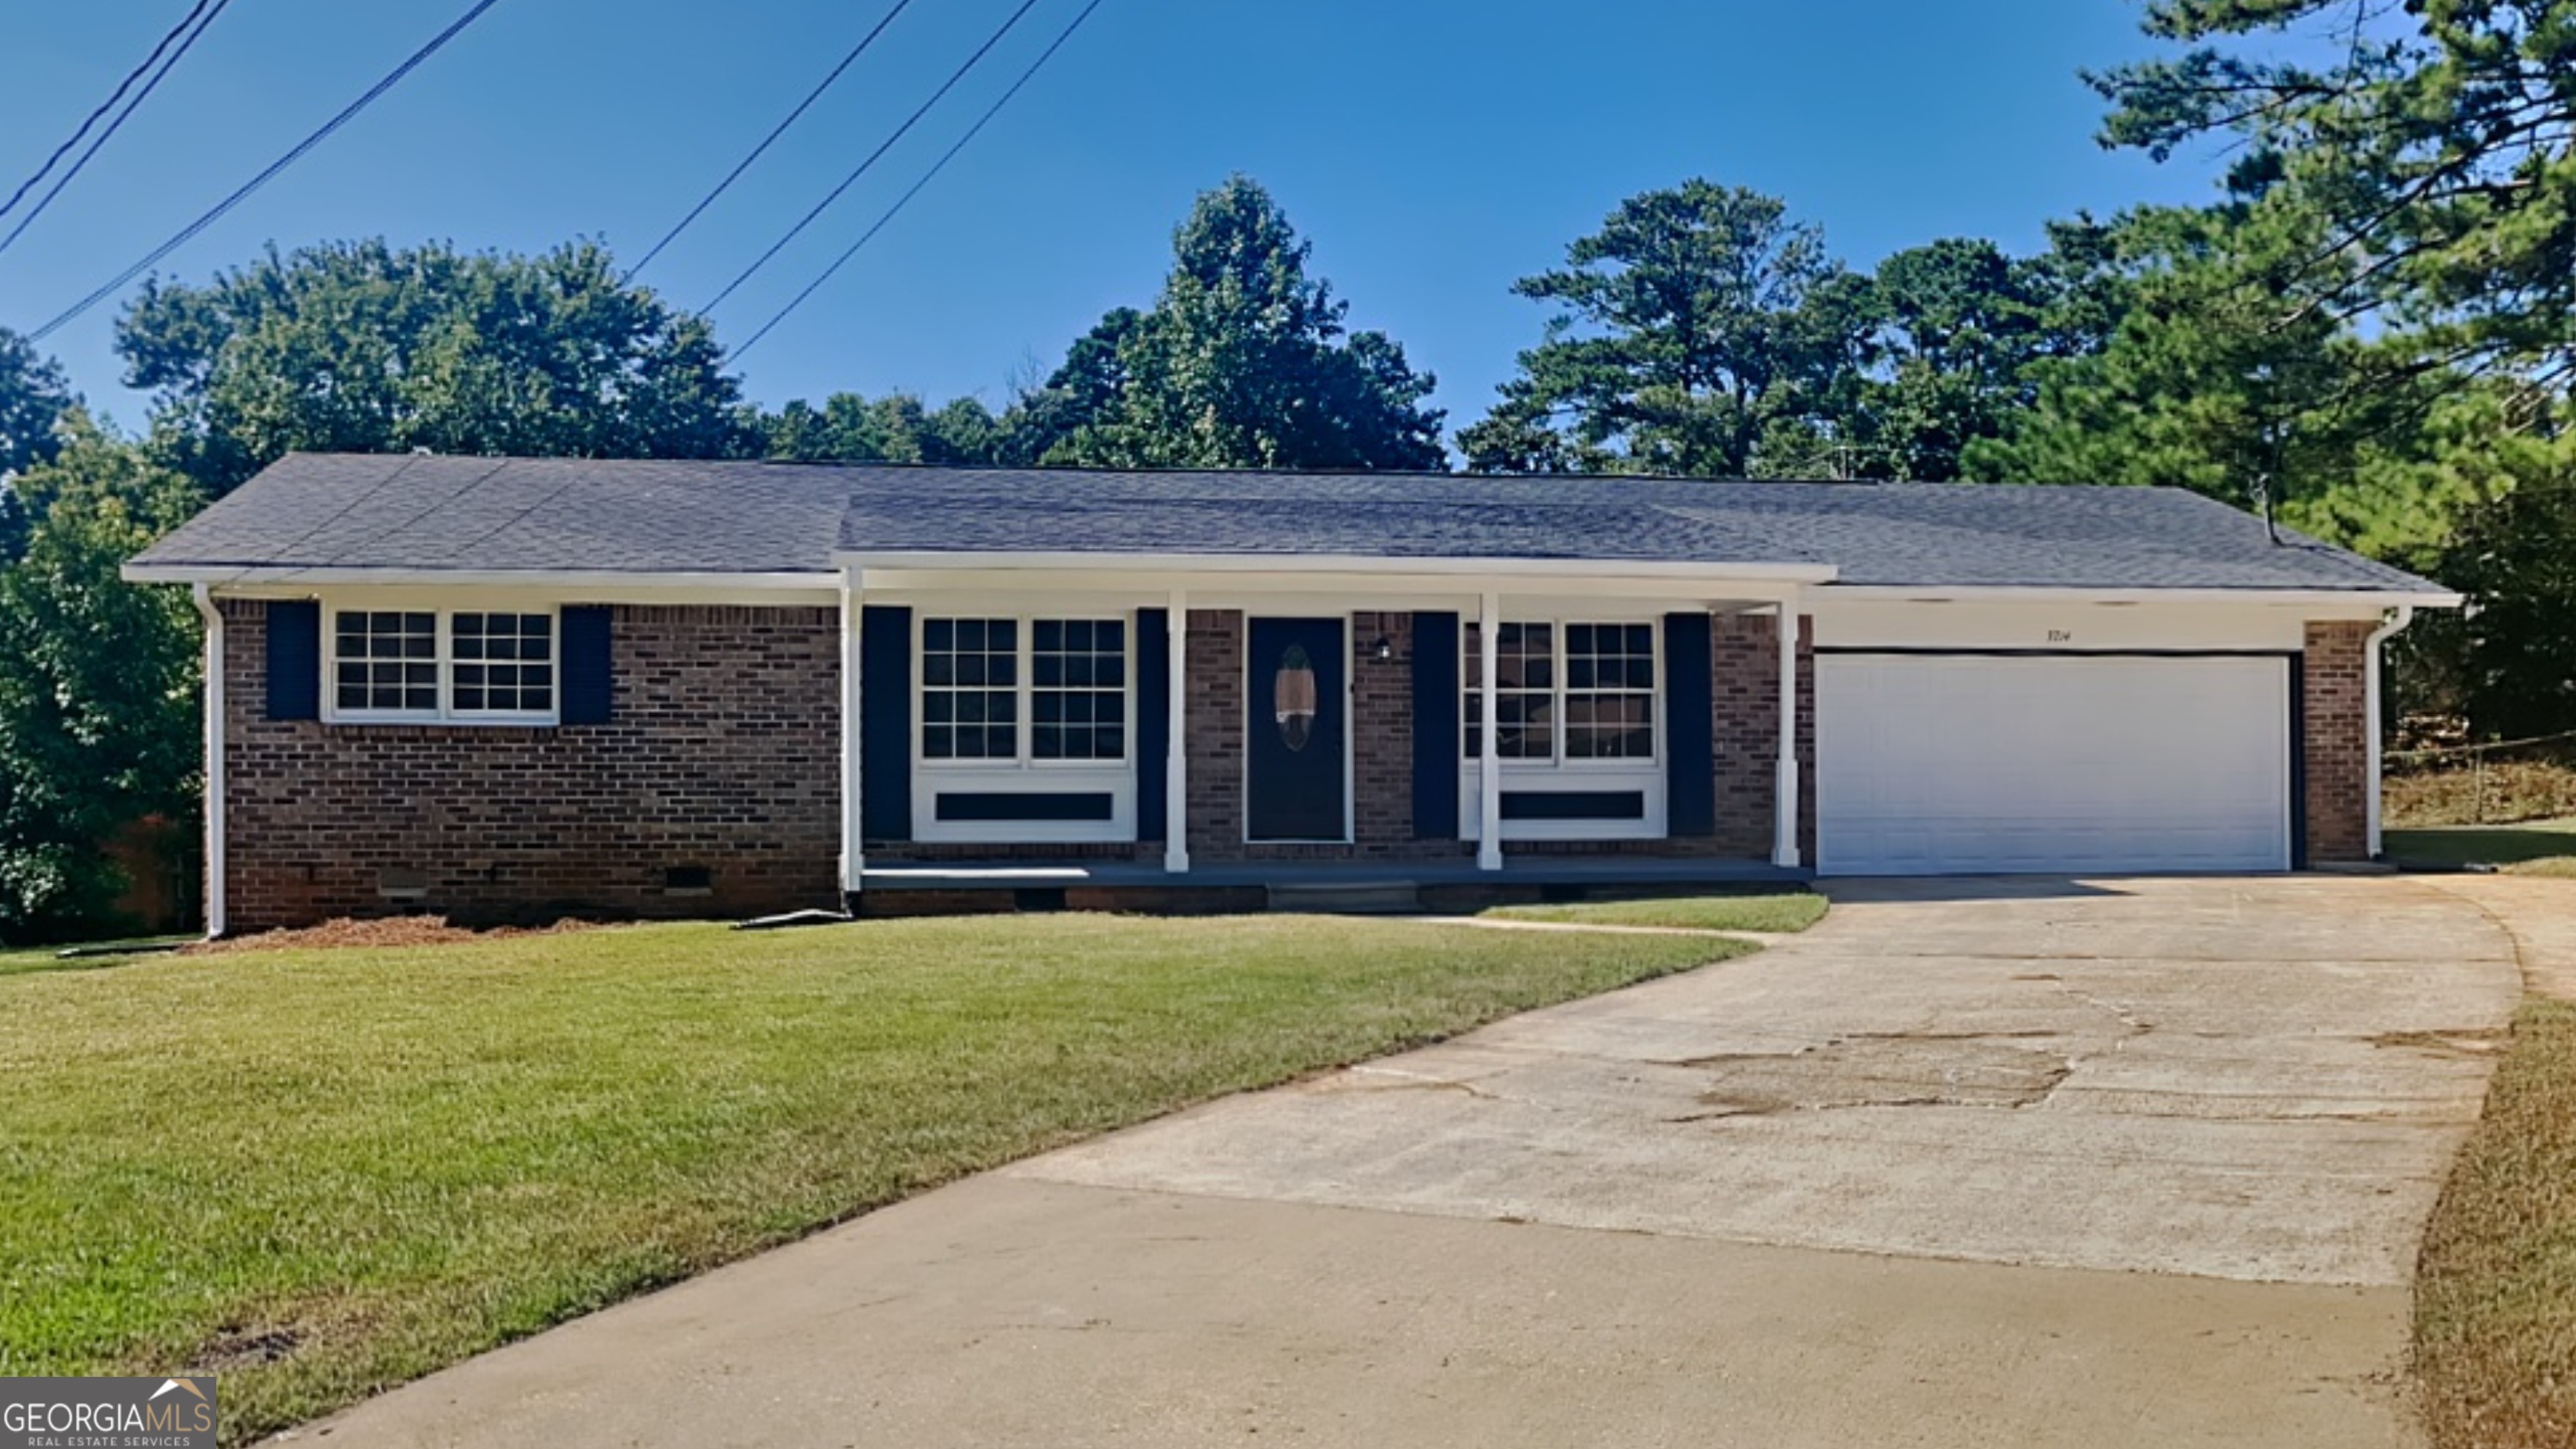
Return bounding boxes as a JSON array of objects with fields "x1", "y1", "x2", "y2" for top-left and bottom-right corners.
[
  {"x1": 920, "y1": 616, "x2": 1127, "y2": 763},
  {"x1": 1465, "y1": 621, "x2": 1657, "y2": 763},
  {"x1": 331, "y1": 608, "x2": 556, "y2": 721}
]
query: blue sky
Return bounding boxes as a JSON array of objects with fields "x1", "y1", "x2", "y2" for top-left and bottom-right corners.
[{"x1": 0, "y1": 1, "x2": 2250, "y2": 436}]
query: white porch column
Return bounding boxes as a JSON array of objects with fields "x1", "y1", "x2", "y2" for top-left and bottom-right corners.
[
  {"x1": 1479, "y1": 589, "x2": 1504, "y2": 871},
  {"x1": 840, "y1": 574, "x2": 865, "y2": 898},
  {"x1": 1772, "y1": 600, "x2": 1802, "y2": 869},
  {"x1": 193, "y1": 585, "x2": 226, "y2": 938},
  {"x1": 1164, "y1": 592, "x2": 1190, "y2": 874}
]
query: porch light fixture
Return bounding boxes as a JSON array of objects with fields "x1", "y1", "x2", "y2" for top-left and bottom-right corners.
[{"x1": 1372, "y1": 635, "x2": 1395, "y2": 662}]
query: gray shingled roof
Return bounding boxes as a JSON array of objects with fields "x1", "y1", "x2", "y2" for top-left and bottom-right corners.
[{"x1": 127, "y1": 452, "x2": 2448, "y2": 594}]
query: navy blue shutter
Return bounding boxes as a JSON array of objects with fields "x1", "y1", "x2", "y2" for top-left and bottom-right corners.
[
  {"x1": 1136, "y1": 608, "x2": 1170, "y2": 843},
  {"x1": 1412, "y1": 612, "x2": 1461, "y2": 839},
  {"x1": 860, "y1": 605, "x2": 914, "y2": 842},
  {"x1": 1663, "y1": 612, "x2": 1716, "y2": 837},
  {"x1": 265, "y1": 600, "x2": 321, "y2": 721},
  {"x1": 559, "y1": 606, "x2": 613, "y2": 724}
]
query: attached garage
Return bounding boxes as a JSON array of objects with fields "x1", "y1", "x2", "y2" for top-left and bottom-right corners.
[{"x1": 1816, "y1": 652, "x2": 2296, "y2": 875}]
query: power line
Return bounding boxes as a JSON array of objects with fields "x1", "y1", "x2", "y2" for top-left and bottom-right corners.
[
  {"x1": 0, "y1": 0, "x2": 233, "y2": 257},
  {"x1": 700, "y1": 0, "x2": 1047, "y2": 315},
  {"x1": 27, "y1": 0, "x2": 510, "y2": 344},
  {"x1": 622, "y1": 0, "x2": 919, "y2": 282},
  {"x1": 732, "y1": 0, "x2": 1107, "y2": 362},
  {"x1": 0, "y1": 0, "x2": 220, "y2": 222}
]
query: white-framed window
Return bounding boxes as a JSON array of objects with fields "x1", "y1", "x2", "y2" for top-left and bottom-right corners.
[
  {"x1": 918, "y1": 614, "x2": 1128, "y2": 764},
  {"x1": 330, "y1": 607, "x2": 557, "y2": 722},
  {"x1": 451, "y1": 612, "x2": 556, "y2": 715},
  {"x1": 1465, "y1": 621, "x2": 1658, "y2": 763},
  {"x1": 1030, "y1": 618, "x2": 1127, "y2": 761},
  {"x1": 920, "y1": 618, "x2": 1020, "y2": 760}
]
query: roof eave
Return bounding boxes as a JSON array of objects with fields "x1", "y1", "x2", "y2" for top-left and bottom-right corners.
[
  {"x1": 122, "y1": 562, "x2": 839, "y2": 591},
  {"x1": 832, "y1": 549, "x2": 1842, "y2": 583},
  {"x1": 1817, "y1": 582, "x2": 2462, "y2": 608}
]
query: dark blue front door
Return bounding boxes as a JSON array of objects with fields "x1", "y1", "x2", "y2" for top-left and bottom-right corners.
[{"x1": 1246, "y1": 617, "x2": 1346, "y2": 842}]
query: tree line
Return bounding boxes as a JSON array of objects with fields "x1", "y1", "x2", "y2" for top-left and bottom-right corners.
[{"x1": 3, "y1": 0, "x2": 2573, "y2": 939}]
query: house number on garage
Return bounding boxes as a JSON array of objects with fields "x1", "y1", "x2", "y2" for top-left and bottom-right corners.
[{"x1": 2047, "y1": 630, "x2": 2074, "y2": 643}]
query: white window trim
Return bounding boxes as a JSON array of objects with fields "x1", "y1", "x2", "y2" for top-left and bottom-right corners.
[
  {"x1": 910, "y1": 610, "x2": 1137, "y2": 844},
  {"x1": 1459, "y1": 616, "x2": 1668, "y2": 842},
  {"x1": 321, "y1": 604, "x2": 561, "y2": 727}
]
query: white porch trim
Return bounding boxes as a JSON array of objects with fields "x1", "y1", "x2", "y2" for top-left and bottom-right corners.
[
  {"x1": 1164, "y1": 591, "x2": 1189, "y2": 873},
  {"x1": 193, "y1": 584, "x2": 227, "y2": 938},
  {"x1": 840, "y1": 575, "x2": 864, "y2": 896},
  {"x1": 1773, "y1": 600, "x2": 1802, "y2": 869},
  {"x1": 1478, "y1": 589, "x2": 1503, "y2": 871}
]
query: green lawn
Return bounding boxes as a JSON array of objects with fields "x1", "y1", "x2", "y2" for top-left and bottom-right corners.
[
  {"x1": 1480, "y1": 890, "x2": 1828, "y2": 934},
  {"x1": 2387, "y1": 818, "x2": 2576, "y2": 876},
  {"x1": 0, "y1": 914, "x2": 1730, "y2": 1444},
  {"x1": 2416, "y1": 998, "x2": 2576, "y2": 1449}
]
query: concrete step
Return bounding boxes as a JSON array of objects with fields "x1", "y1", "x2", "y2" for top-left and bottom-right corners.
[{"x1": 1265, "y1": 880, "x2": 1423, "y2": 915}]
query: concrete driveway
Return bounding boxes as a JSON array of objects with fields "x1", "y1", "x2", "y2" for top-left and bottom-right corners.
[{"x1": 296, "y1": 876, "x2": 2518, "y2": 1449}]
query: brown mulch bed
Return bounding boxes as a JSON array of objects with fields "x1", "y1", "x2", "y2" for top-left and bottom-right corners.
[{"x1": 184, "y1": 916, "x2": 601, "y2": 955}]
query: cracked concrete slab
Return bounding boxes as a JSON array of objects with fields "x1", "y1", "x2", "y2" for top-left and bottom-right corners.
[
  {"x1": 304, "y1": 1178, "x2": 2422, "y2": 1449},
  {"x1": 296, "y1": 875, "x2": 2515, "y2": 1449},
  {"x1": 1019, "y1": 876, "x2": 2518, "y2": 1285}
]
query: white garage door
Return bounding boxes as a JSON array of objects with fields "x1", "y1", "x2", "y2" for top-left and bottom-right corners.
[{"x1": 1817, "y1": 654, "x2": 2293, "y2": 875}]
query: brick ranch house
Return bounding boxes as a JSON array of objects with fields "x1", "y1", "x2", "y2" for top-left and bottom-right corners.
[{"x1": 125, "y1": 454, "x2": 2456, "y2": 935}]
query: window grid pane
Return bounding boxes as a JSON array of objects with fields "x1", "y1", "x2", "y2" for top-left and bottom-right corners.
[
  {"x1": 1563, "y1": 621, "x2": 1656, "y2": 759},
  {"x1": 1464, "y1": 621, "x2": 1655, "y2": 762},
  {"x1": 452, "y1": 612, "x2": 555, "y2": 715},
  {"x1": 1031, "y1": 618, "x2": 1126, "y2": 760},
  {"x1": 921, "y1": 618, "x2": 1019, "y2": 759},
  {"x1": 334, "y1": 611, "x2": 439, "y2": 712},
  {"x1": 1461, "y1": 623, "x2": 1556, "y2": 760}
]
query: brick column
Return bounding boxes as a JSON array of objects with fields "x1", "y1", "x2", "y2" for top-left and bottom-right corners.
[
  {"x1": 2304, "y1": 620, "x2": 2372, "y2": 863},
  {"x1": 1182, "y1": 610, "x2": 1245, "y2": 861},
  {"x1": 1351, "y1": 612, "x2": 1414, "y2": 847}
]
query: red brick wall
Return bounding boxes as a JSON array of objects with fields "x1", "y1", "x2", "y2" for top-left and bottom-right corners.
[
  {"x1": 221, "y1": 600, "x2": 841, "y2": 932},
  {"x1": 1702, "y1": 611, "x2": 1812, "y2": 865},
  {"x1": 1351, "y1": 611, "x2": 1414, "y2": 847},
  {"x1": 2304, "y1": 619, "x2": 2372, "y2": 863},
  {"x1": 1182, "y1": 609, "x2": 1247, "y2": 859}
]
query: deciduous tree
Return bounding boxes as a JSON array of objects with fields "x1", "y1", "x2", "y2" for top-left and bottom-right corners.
[
  {"x1": 118, "y1": 240, "x2": 751, "y2": 497},
  {"x1": 0, "y1": 421, "x2": 202, "y2": 942}
]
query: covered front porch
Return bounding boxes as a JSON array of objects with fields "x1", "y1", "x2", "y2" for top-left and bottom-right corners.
[{"x1": 835, "y1": 552, "x2": 1829, "y2": 912}]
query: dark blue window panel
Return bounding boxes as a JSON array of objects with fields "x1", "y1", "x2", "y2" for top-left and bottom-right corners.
[
  {"x1": 935, "y1": 792, "x2": 1117, "y2": 823},
  {"x1": 1500, "y1": 790, "x2": 1649, "y2": 822}
]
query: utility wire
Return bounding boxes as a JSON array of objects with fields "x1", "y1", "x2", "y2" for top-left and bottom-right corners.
[
  {"x1": 0, "y1": 0, "x2": 219, "y2": 221},
  {"x1": 0, "y1": 0, "x2": 233, "y2": 257},
  {"x1": 700, "y1": 0, "x2": 1047, "y2": 315},
  {"x1": 622, "y1": 0, "x2": 919, "y2": 282},
  {"x1": 28, "y1": 0, "x2": 510, "y2": 344},
  {"x1": 732, "y1": 0, "x2": 1107, "y2": 362}
]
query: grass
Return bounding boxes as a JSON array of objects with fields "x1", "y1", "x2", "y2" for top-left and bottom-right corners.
[
  {"x1": 2415, "y1": 998, "x2": 2576, "y2": 1449},
  {"x1": 0, "y1": 913, "x2": 1730, "y2": 1444},
  {"x1": 1480, "y1": 890, "x2": 1828, "y2": 934},
  {"x1": 2386, "y1": 817, "x2": 2576, "y2": 876}
]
